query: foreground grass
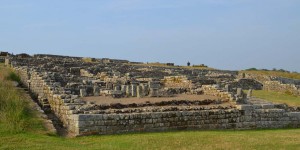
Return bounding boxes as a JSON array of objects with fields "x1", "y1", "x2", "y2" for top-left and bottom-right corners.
[
  {"x1": 1, "y1": 63, "x2": 300, "y2": 149},
  {"x1": 241, "y1": 70, "x2": 300, "y2": 80},
  {"x1": 251, "y1": 90, "x2": 300, "y2": 106}
]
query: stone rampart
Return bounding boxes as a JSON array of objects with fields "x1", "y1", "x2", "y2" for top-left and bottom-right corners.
[
  {"x1": 69, "y1": 104, "x2": 300, "y2": 136},
  {"x1": 12, "y1": 66, "x2": 300, "y2": 136},
  {"x1": 14, "y1": 66, "x2": 85, "y2": 134}
]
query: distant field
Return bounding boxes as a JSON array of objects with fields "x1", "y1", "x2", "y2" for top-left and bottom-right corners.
[
  {"x1": 241, "y1": 70, "x2": 300, "y2": 80},
  {"x1": 248, "y1": 90, "x2": 300, "y2": 106}
]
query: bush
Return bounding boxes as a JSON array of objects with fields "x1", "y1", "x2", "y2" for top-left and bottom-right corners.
[
  {"x1": 5, "y1": 72, "x2": 21, "y2": 83},
  {"x1": 246, "y1": 68, "x2": 257, "y2": 71}
]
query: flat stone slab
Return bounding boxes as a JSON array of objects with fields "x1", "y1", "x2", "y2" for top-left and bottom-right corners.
[
  {"x1": 83, "y1": 94, "x2": 223, "y2": 105},
  {"x1": 236, "y1": 105, "x2": 253, "y2": 110}
]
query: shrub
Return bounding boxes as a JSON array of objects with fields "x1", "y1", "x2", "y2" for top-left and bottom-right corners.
[
  {"x1": 246, "y1": 68, "x2": 257, "y2": 71},
  {"x1": 5, "y1": 72, "x2": 21, "y2": 83}
]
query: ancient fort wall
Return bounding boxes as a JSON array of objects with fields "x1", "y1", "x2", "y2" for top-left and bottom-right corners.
[
  {"x1": 69, "y1": 104, "x2": 300, "y2": 136},
  {"x1": 239, "y1": 73, "x2": 300, "y2": 96},
  {"x1": 14, "y1": 67, "x2": 84, "y2": 134},
  {"x1": 13, "y1": 66, "x2": 300, "y2": 136}
]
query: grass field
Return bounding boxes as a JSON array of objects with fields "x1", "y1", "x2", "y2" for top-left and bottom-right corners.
[
  {"x1": 1, "y1": 126, "x2": 300, "y2": 150},
  {"x1": 1, "y1": 63, "x2": 300, "y2": 149},
  {"x1": 250, "y1": 90, "x2": 300, "y2": 106}
]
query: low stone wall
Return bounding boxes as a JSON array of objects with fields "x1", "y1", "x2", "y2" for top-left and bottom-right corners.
[
  {"x1": 238, "y1": 72, "x2": 272, "y2": 83},
  {"x1": 230, "y1": 79, "x2": 263, "y2": 90},
  {"x1": 0, "y1": 57, "x2": 5, "y2": 63},
  {"x1": 202, "y1": 85, "x2": 234, "y2": 101},
  {"x1": 264, "y1": 81, "x2": 300, "y2": 95},
  {"x1": 239, "y1": 72, "x2": 300, "y2": 96},
  {"x1": 69, "y1": 104, "x2": 300, "y2": 136},
  {"x1": 163, "y1": 76, "x2": 192, "y2": 88}
]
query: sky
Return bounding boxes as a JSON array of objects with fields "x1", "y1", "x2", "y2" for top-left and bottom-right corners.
[{"x1": 0, "y1": 0, "x2": 299, "y2": 71}]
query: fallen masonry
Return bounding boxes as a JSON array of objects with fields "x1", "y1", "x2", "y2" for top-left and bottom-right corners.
[{"x1": 4, "y1": 54, "x2": 300, "y2": 136}]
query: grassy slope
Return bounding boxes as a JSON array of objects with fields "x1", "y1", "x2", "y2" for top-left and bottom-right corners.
[
  {"x1": 241, "y1": 70, "x2": 300, "y2": 80},
  {"x1": 1, "y1": 63, "x2": 300, "y2": 149},
  {"x1": 251, "y1": 90, "x2": 300, "y2": 106}
]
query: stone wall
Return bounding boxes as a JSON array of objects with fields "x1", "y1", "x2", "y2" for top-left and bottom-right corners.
[
  {"x1": 202, "y1": 85, "x2": 234, "y2": 101},
  {"x1": 230, "y1": 79, "x2": 263, "y2": 90},
  {"x1": 264, "y1": 81, "x2": 300, "y2": 95},
  {"x1": 4, "y1": 58, "x2": 10, "y2": 66},
  {"x1": 14, "y1": 66, "x2": 85, "y2": 134},
  {"x1": 12, "y1": 66, "x2": 300, "y2": 136},
  {"x1": 0, "y1": 57, "x2": 5, "y2": 63},
  {"x1": 69, "y1": 104, "x2": 300, "y2": 136},
  {"x1": 239, "y1": 72, "x2": 300, "y2": 96},
  {"x1": 163, "y1": 76, "x2": 192, "y2": 88}
]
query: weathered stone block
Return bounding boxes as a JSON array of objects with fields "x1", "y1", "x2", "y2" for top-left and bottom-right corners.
[{"x1": 236, "y1": 105, "x2": 253, "y2": 110}]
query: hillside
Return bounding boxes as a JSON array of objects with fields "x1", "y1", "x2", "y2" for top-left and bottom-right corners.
[{"x1": 240, "y1": 70, "x2": 300, "y2": 80}]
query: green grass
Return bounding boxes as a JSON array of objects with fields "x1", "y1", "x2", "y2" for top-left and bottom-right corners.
[
  {"x1": 0, "y1": 65, "x2": 34, "y2": 133},
  {"x1": 241, "y1": 70, "x2": 300, "y2": 80},
  {"x1": 5, "y1": 71, "x2": 21, "y2": 83},
  {"x1": 1, "y1": 127, "x2": 300, "y2": 150},
  {"x1": 1, "y1": 63, "x2": 300, "y2": 149},
  {"x1": 250, "y1": 90, "x2": 300, "y2": 106}
]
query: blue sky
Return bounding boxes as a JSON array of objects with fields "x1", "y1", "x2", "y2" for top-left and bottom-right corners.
[{"x1": 0, "y1": 0, "x2": 299, "y2": 71}]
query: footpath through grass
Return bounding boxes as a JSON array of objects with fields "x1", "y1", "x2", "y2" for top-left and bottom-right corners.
[
  {"x1": 1, "y1": 63, "x2": 300, "y2": 149},
  {"x1": 251, "y1": 90, "x2": 300, "y2": 106}
]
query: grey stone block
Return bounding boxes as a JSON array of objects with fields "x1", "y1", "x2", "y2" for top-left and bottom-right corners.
[
  {"x1": 261, "y1": 104, "x2": 275, "y2": 109},
  {"x1": 236, "y1": 105, "x2": 253, "y2": 110},
  {"x1": 289, "y1": 112, "x2": 300, "y2": 119}
]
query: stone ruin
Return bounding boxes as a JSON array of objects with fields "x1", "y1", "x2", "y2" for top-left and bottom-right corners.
[
  {"x1": 4, "y1": 53, "x2": 300, "y2": 136},
  {"x1": 239, "y1": 72, "x2": 300, "y2": 96}
]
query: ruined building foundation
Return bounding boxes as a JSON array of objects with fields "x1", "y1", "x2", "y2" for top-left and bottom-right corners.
[{"x1": 6, "y1": 55, "x2": 300, "y2": 136}]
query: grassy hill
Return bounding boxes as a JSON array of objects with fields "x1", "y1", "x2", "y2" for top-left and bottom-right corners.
[
  {"x1": 1, "y1": 63, "x2": 300, "y2": 149},
  {"x1": 245, "y1": 90, "x2": 300, "y2": 106},
  {"x1": 240, "y1": 70, "x2": 300, "y2": 80},
  {"x1": 254, "y1": 90, "x2": 300, "y2": 106}
]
